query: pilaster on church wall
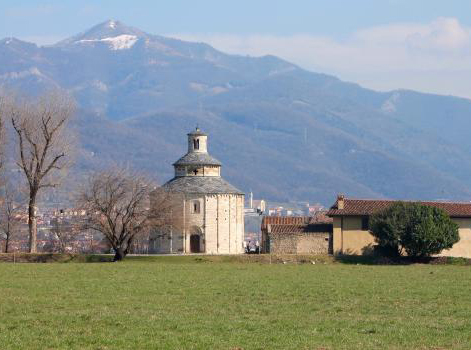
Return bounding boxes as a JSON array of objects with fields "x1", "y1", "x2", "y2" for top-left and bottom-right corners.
[
  {"x1": 204, "y1": 195, "x2": 219, "y2": 254},
  {"x1": 216, "y1": 194, "x2": 230, "y2": 254},
  {"x1": 237, "y1": 195, "x2": 245, "y2": 253},
  {"x1": 228, "y1": 194, "x2": 237, "y2": 253}
]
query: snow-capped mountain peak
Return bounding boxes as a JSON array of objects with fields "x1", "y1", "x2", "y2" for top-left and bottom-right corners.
[
  {"x1": 55, "y1": 20, "x2": 145, "y2": 48},
  {"x1": 76, "y1": 34, "x2": 139, "y2": 50}
]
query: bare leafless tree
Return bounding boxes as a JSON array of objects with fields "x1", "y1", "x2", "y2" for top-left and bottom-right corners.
[
  {"x1": 49, "y1": 217, "x2": 81, "y2": 253},
  {"x1": 8, "y1": 91, "x2": 75, "y2": 253},
  {"x1": 78, "y1": 168, "x2": 152, "y2": 261},
  {"x1": 0, "y1": 93, "x2": 7, "y2": 175},
  {"x1": 0, "y1": 93, "x2": 17, "y2": 253},
  {"x1": 0, "y1": 182, "x2": 21, "y2": 253}
]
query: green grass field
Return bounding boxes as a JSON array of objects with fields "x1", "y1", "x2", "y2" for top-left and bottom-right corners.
[{"x1": 0, "y1": 255, "x2": 470, "y2": 349}]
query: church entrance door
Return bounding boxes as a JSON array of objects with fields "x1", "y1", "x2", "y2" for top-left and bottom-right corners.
[{"x1": 190, "y1": 234, "x2": 201, "y2": 253}]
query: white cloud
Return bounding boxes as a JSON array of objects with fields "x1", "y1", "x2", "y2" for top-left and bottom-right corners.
[
  {"x1": 406, "y1": 17, "x2": 470, "y2": 51},
  {"x1": 170, "y1": 17, "x2": 471, "y2": 98}
]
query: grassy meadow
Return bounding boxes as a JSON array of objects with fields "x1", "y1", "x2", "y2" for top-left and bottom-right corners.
[{"x1": 0, "y1": 255, "x2": 470, "y2": 349}]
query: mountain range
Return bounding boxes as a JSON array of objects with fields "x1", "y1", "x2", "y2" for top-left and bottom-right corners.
[{"x1": 2, "y1": 20, "x2": 471, "y2": 205}]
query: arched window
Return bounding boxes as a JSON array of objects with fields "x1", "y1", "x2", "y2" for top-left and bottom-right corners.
[
  {"x1": 192, "y1": 200, "x2": 200, "y2": 214},
  {"x1": 193, "y1": 138, "x2": 200, "y2": 150}
]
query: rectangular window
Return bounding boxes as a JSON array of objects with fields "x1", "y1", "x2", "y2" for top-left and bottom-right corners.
[
  {"x1": 192, "y1": 200, "x2": 200, "y2": 214},
  {"x1": 361, "y1": 216, "x2": 369, "y2": 231}
]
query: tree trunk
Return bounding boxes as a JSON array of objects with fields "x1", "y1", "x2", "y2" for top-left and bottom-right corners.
[
  {"x1": 113, "y1": 247, "x2": 125, "y2": 261},
  {"x1": 125, "y1": 235, "x2": 134, "y2": 256},
  {"x1": 59, "y1": 240, "x2": 65, "y2": 254},
  {"x1": 4, "y1": 233, "x2": 9, "y2": 253},
  {"x1": 28, "y1": 195, "x2": 37, "y2": 253}
]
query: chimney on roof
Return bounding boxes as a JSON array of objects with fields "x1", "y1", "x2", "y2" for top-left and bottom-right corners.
[{"x1": 337, "y1": 194, "x2": 345, "y2": 210}]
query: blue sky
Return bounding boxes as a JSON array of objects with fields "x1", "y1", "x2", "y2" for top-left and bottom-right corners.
[{"x1": 2, "y1": 0, "x2": 471, "y2": 97}]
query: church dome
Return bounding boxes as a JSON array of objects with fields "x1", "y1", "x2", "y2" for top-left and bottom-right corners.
[
  {"x1": 173, "y1": 152, "x2": 221, "y2": 166},
  {"x1": 163, "y1": 176, "x2": 243, "y2": 194}
]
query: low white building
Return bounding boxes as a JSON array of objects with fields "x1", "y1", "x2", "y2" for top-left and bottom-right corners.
[{"x1": 150, "y1": 128, "x2": 245, "y2": 254}]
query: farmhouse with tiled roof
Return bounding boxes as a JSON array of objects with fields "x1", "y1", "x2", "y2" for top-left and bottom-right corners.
[{"x1": 327, "y1": 195, "x2": 471, "y2": 257}]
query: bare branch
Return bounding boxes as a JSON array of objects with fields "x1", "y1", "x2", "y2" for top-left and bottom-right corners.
[
  {"x1": 7, "y1": 90, "x2": 76, "y2": 253},
  {"x1": 0, "y1": 179, "x2": 23, "y2": 253},
  {"x1": 78, "y1": 167, "x2": 152, "y2": 261},
  {"x1": 0, "y1": 93, "x2": 6, "y2": 174}
]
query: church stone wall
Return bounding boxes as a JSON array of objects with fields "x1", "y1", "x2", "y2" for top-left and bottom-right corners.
[
  {"x1": 178, "y1": 166, "x2": 220, "y2": 177},
  {"x1": 188, "y1": 135, "x2": 207, "y2": 153},
  {"x1": 203, "y1": 194, "x2": 244, "y2": 254},
  {"x1": 203, "y1": 166, "x2": 220, "y2": 176},
  {"x1": 229, "y1": 195, "x2": 237, "y2": 253},
  {"x1": 205, "y1": 195, "x2": 219, "y2": 254},
  {"x1": 175, "y1": 166, "x2": 186, "y2": 177},
  {"x1": 184, "y1": 195, "x2": 205, "y2": 252},
  {"x1": 149, "y1": 196, "x2": 185, "y2": 254},
  {"x1": 217, "y1": 195, "x2": 230, "y2": 253},
  {"x1": 150, "y1": 192, "x2": 244, "y2": 254},
  {"x1": 152, "y1": 228, "x2": 185, "y2": 254},
  {"x1": 238, "y1": 196, "x2": 245, "y2": 253}
]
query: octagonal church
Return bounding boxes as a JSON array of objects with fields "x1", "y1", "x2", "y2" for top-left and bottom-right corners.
[{"x1": 149, "y1": 128, "x2": 245, "y2": 254}]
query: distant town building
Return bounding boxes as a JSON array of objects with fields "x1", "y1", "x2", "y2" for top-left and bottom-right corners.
[
  {"x1": 149, "y1": 128, "x2": 245, "y2": 254},
  {"x1": 244, "y1": 191, "x2": 266, "y2": 216},
  {"x1": 267, "y1": 206, "x2": 285, "y2": 216},
  {"x1": 304, "y1": 203, "x2": 325, "y2": 216}
]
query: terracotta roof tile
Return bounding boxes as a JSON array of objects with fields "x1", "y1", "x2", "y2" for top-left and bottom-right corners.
[
  {"x1": 261, "y1": 213, "x2": 332, "y2": 230},
  {"x1": 269, "y1": 223, "x2": 333, "y2": 234},
  {"x1": 327, "y1": 198, "x2": 471, "y2": 218}
]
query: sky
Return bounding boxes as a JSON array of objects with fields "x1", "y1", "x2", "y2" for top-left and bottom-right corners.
[{"x1": 1, "y1": 0, "x2": 471, "y2": 98}]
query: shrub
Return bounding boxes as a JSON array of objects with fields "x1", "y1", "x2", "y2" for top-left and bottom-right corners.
[{"x1": 370, "y1": 202, "x2": 460, "y2": 257}]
